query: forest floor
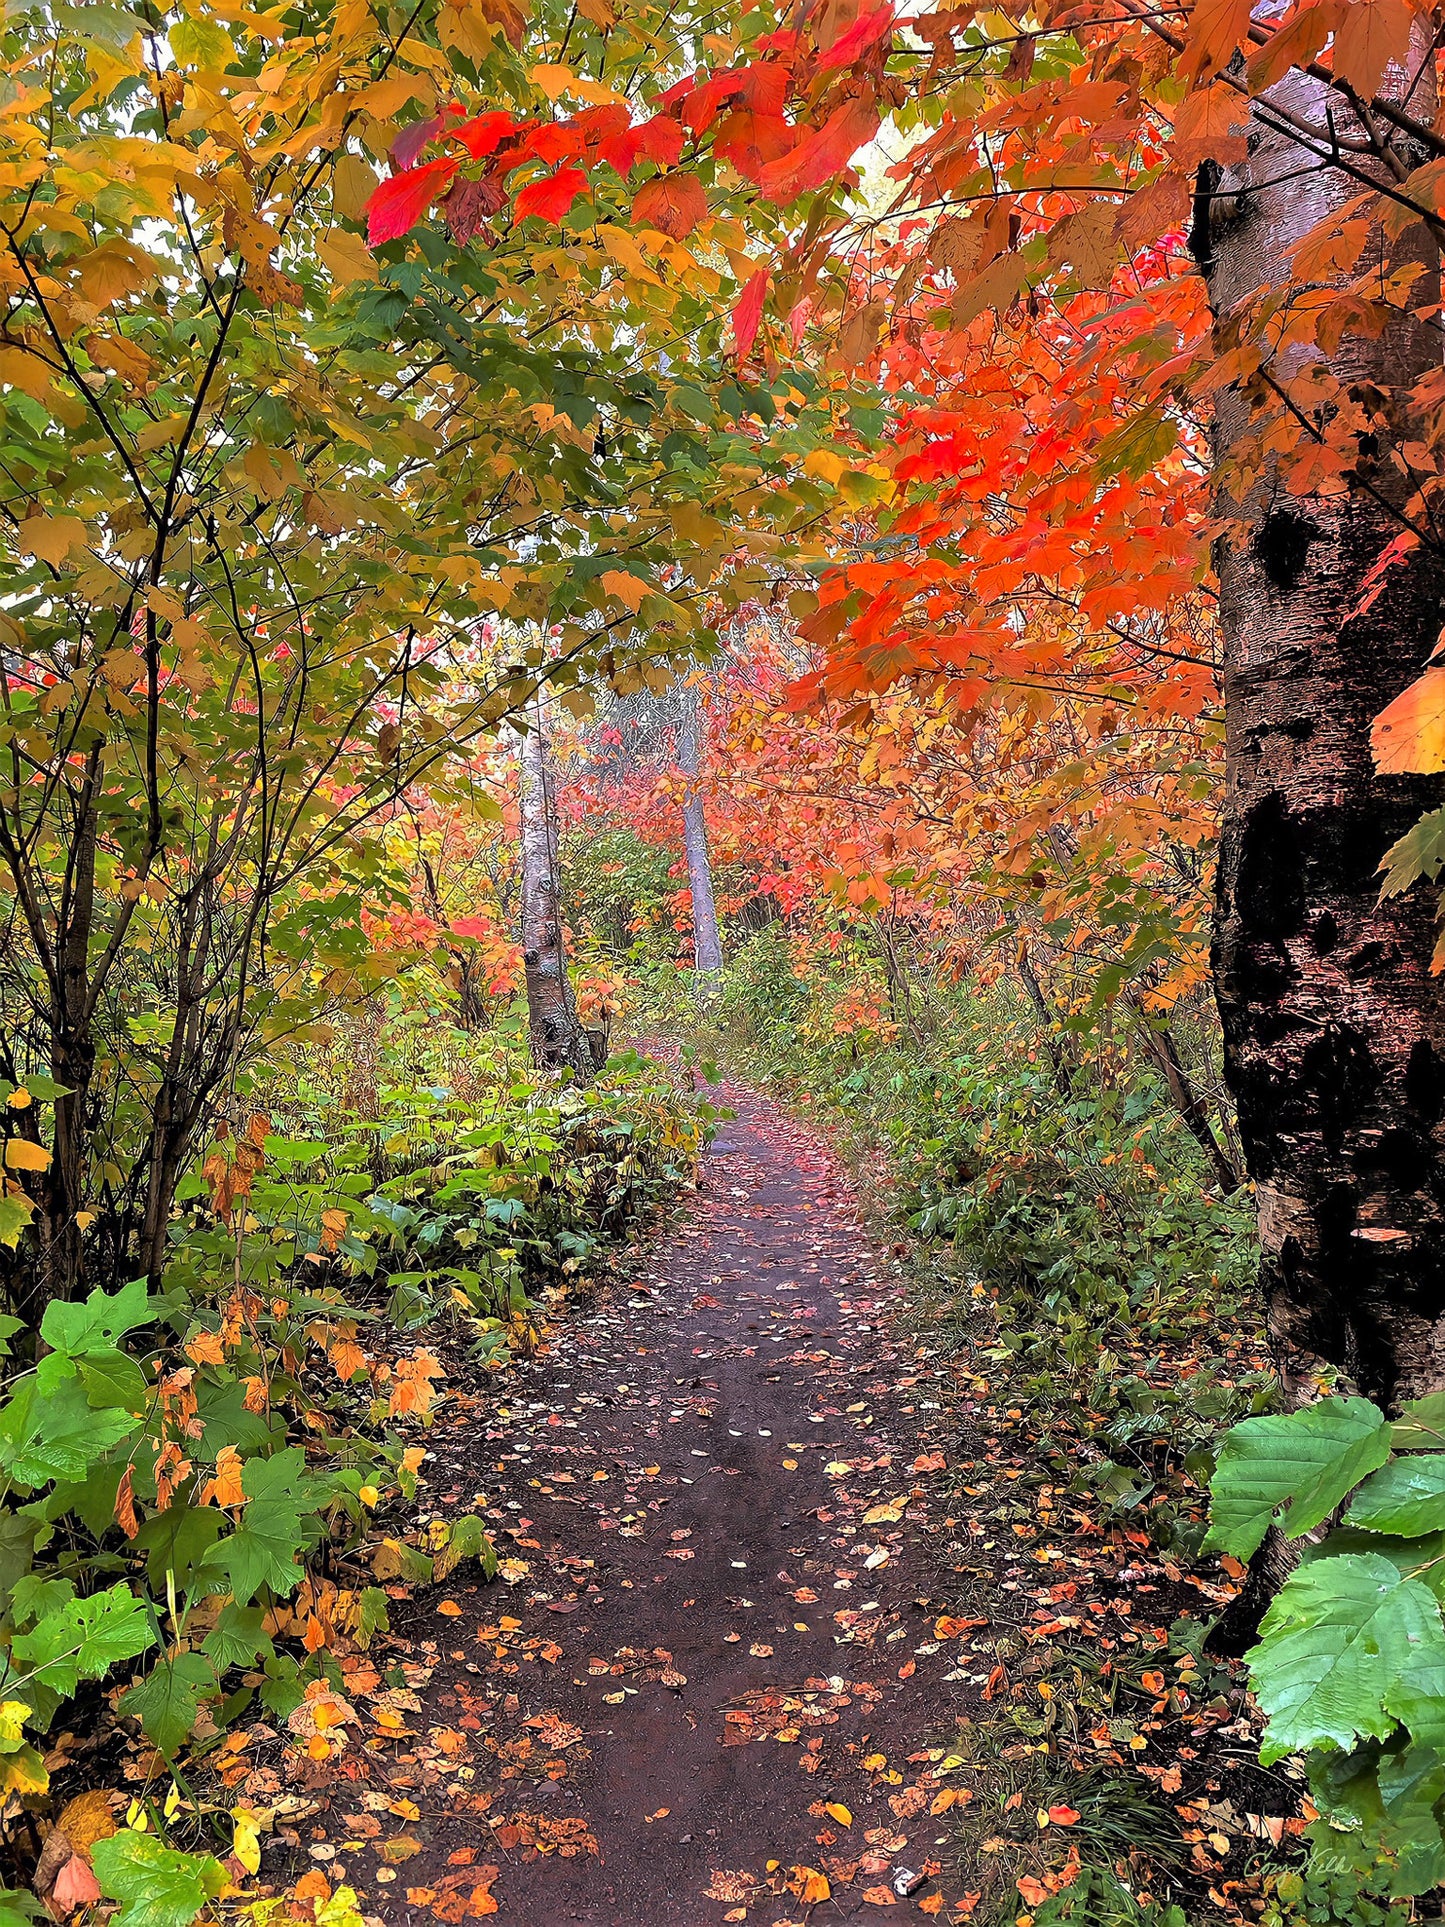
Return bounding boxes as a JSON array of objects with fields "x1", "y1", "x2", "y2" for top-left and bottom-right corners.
[
  {"x1": 324, "y1": 1081, "x2": 982, "y2": 1924},
  {"x1": 253, "y1": 1076, "x2": 1297, "y2": 1927}
]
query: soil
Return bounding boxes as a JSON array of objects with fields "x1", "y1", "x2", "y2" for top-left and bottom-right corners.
[{"x1": 370, "y1": 1081, "x2": 978, "y2": 1924}]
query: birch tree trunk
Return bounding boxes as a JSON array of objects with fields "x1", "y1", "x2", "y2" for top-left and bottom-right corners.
[
  {"x1": 518, "y1": 693, "x2": 596, "y2": 1079},
  {"x1": 1199, "y1": 35, "x2": 1445, "y2": 1408},
  {"x1": 677, "y1": 688, "x2": 724, "y2": 997}
]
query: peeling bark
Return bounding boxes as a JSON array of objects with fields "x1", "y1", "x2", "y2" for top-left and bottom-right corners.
[
  {"x1": 1200, "y1": 39, "x2": 1445, "y2": 1407},
  {"x1": 518, "y1": 693, "x2": 596, "y2": 1080}
]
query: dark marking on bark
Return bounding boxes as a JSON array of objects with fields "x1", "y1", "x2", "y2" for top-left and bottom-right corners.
[
  {"x1": 1405, "y1": 1039, "x2": 1445, "y2": 1119},
  {"x1": 1255, "y1": 508, "x2": 1320, "y2": 593},
  {"x1": 1234, "y1": 791, "x2": 1307, "y2": 939}
]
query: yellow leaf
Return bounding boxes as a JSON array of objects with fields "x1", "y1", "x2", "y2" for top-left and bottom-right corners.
[
  {"x1": 332, "y1": 155, "x2": 380, "y2": 223},
  {"x1": 530, "y1": 63, "x2": 576, "y2": 100},
  {"x1": 19, "y1": 515, "x2": 88, "y2": 566},
  {"x1": 803, "y1": 449, "x2": 847, "y2": 486},
  {"x1": 71, "y1": 240, "x2": 157, "y2": 307},
  {"x1": 599, "y1": 569, "x2": 651, "y2": 612},
  {"x1": 0, "y1": 1744, "x2": 48, "y2": 1798},
  {"x1": 0, "y1": 347, "x2": 57, "y2": 402},
  {"x1": 5, "y1": 1139, "x2": 50, "y2": 1172},
  {"x1": 233, "y1": 1814, "x2": 261, "y2": 1878},
  {"x1": 596, "y1": 223, "x2": 663, "y2": 287},
  {"x1": 6, "y1": 1090, "x2": 29, "y2": 1109},
  {"x1": 1374, "y1": 666, "x2": 1445, "y2": 773},
  {"x1": 824, "y1": 1802, "x2": 852, "y2": 1826},
  {"x1": 862, "y1": 1498, "x2": 906, "y2": 1524},
  {"x1": 569, "y1": 76, "x2": 625, "y2": 106},
  {"x1": 316, "y1": 227, "x2": 380, "y2": 287}
]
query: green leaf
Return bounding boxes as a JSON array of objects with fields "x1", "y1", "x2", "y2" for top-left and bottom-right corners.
[
  {"x1": 169, "y1": 17, "x2": 232, "y2": 68},
  {"x1": 1392, "y1": 1392, "x2": 1445, "y2": 1450},
  {"x1": 1380, "y1": 808, "x2": 1445, "y2": 899},
  {"x1": 1387, "y1": 1659, "x2": 1445, "y2": 1754},
  {"x1": 1348, "y1": 1455, "x2": 1445, "y2": 1536},
  {"x1": 0, "y1": 1890, "x2": 44, "y2": 1926},
  {"x1": 1206, "y1": 1395, "x2": 1392, "y2": 1559},
  {"x1": 0, "y1": 1511, "x2": 35, "y2": 1600},
  {"x1": 77, "y1": 1348, "x2": 150, "y2": 1415},
  {"x1": 201, "y1": 1603, "x2": 273, "y2": 1671},
  {"x1": 433, "y1": 1510, "x2": 497, "y2": 1581},
  {"x1": 92, "y1": 1832, "x2": 227, "y2": 1927},
  {"x1": 135, "y1": 1504, "x2": 225, "y2": 1593},
  {"x1": 0, "y1": 1195, "x2": 34, "y2": 1249},
  {"x1": 194, "y1": 1377, "x2": 286, "y2": 1460},
  {"x1": 1249, "y1": 1553, "x2": 1445, "y2": 1766},
  {"x1": 40, "y1": 1276, "x2": 151, "y2": 1358},
  {"x1": 0, "y1": 1377, "x2": 138, "y2": 1489},
  {"x1": 118, "y1": 1653, "x2": 219, "y2": 1757},
  {"x1": 205, "y1": 1505, "x2": 307, "y2": 1605},
  {"x1": 15, "y1": 1076, "x2": 73, "y2": 1102},
  {"x1": 10, "y1": 1584, "x2": 156, "y2": 1697},
  {"x1": 354, "y1": 1587, "x2": 390, "y2": 1652}
]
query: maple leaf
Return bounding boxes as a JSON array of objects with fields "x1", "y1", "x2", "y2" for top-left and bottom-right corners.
[
  {"x1": 1333, "y1": 0, "x2": 1414, "y2": 98},
  {"x1": 1180, "y1": 0, "x2": 1252, "y2": 83},
  {"x1": 1373, "y1": 666, "x2": 1445, "y2": 773},
  {"x1": 366, "y1": 158, "x2": 460, "y2": 246},
  {"x1": 732, "y1": 267, "x2": 769, "y2": 360},
  {"x1": 760, "y1": 96, "x2": 878, "y2": 200},
  {"x1": 632, "y1": 172, "x2": 709, "y2": 239},
  {"x1": 514, "y1": 165, "x2": 589, "y2": 223},
  {"x1": 816, "y1": 3, "x2": 895, "y2": 70}
]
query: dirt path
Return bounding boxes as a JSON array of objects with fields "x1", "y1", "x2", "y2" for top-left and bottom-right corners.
[{"x1": 367, "y1": 1084, "x2": 977, "y2": 1924}]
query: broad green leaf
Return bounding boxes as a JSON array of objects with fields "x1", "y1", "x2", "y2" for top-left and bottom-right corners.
[
  {"x1": 10, "y1": 1584, "x2": 155, "y2": 1697},
  {"x1": 1249, "y1": 1553, "x2": 1445, "y2": 1765},
  {"x1": 194, "y1": 1377, "x2": 286, "y2": 1460},
  {"x1": 92, "y1": 1832, "x2": 227, "y2": 1927},
  {"x1": 40, "y1": 1276, "x2": 151, "y2": 1358},
  {"x1": 1387, "y1": 1659, "x2": 1445, "y2": 1754},
  {"x1": 0, "y1": 1377, "x2": 138, "y2": 1489},
  {"x1": 1392, "y1": 1393, "x2": 1445, "y2": 1450},
  {"x1": 201, "y1": 1603, "x2": 272, "y2": 1671},
  {"x1": 1348, "y1": 1455, "x2": 1445, "y2": 1536},
  {"x1": 77, "y1": 1348, "x2": 150, "y2": 1415},
  {"x1": 432, "y1": 1510, "x2": 497, "y2": 1580},
  {"x1": 0, "y1": 1512, "x2": 35, "y2": 1599},
  {"x1": 0, "y1": 1889, "x2": 43, "y2": 1926},
  {"x1": 196, "y1": 1444, "x2": 324, "y2": 1604},
  {"x1": 118, "y1": 1653, "x2": 219, "y2": 1757},
  {"x1": 135, "y1": 1503, "x2": 225, "y2": 1593},
  {"x1": 1206, "y1": 1395, "x2": 1392, "y2": 1559},
  {"x1": 1378, "y1": 1744, "x2": 1445, "y2": 1895},
  {"x1": 202, "y1": 1493, "x2": 311, "y2": 1606}
]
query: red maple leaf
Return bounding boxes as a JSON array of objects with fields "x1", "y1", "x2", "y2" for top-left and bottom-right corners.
[
  {"x1": 366, "y1": 157, "x2": 460, "y2": 246},
  {"x1": 514, "y1": 165, "x2": 589, "y2": 224},
  {"x1": 632, "y1": 172, "x2": 709, "y2": 239}
]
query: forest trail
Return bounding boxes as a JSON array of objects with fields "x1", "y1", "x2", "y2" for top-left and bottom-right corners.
[{"x1": 368, "y1": 1084, "x2": 978, "y2": 1924}]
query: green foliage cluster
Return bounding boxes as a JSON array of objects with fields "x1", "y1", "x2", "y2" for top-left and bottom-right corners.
[{"x1": 1207, "y1": 1391, "x2": 1445, "y2": 1908}]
